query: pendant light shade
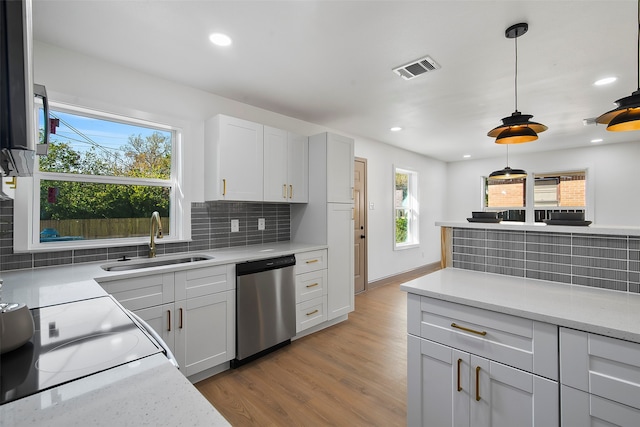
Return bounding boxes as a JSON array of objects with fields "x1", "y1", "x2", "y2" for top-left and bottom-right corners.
[
  {"x1": 596, "y1": 0, "x2": 640, "y2": 131},
  {"x1": 488, "y1": 23, "x2": 547, "y2": 143},
  {"x1": 488, "y1": 166, "x2": 527, "y2": 180},
  {"x1": 488, "y1": 145, "x2": 526, "y2": 180}
]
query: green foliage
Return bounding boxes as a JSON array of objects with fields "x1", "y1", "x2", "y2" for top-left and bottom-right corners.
[
  {"x1": 396, "y1": 217, "x2": 408, "y2": 243},
  {"x1": 39, "y1": 132, "x2": 171, "y2": 221}
]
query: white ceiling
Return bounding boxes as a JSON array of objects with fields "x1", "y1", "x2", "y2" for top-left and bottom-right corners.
[{"x1": 32, "y1": 0, "x2": 638, "y2": 162}]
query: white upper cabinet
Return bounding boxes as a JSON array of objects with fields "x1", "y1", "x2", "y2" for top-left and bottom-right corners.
[
  {"x1": 264, "y1": 126, "x2": 308, "y2": 203},
  {"x1": 326, "y1": 133, "x2": 354, "y2": 203},
  {"x1": 287, "y1": 131, "x2": 309, "y2": 203},
  {"x1": 205, "y1": 115, "x2": 264, "y2": 201}
]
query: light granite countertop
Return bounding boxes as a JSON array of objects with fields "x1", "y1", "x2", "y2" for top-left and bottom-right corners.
[
  {"x1": 436, "y1": 220, "x2": 640, "y2": 237},
  {"x1": 1, "y1": 242, "x2": 327, "y2": 308},
  {"x1": 0, "y1": 354, "x2": 229, "y2": 427},
  {"x1": 400, "y1": 268, "x2": 640, "y2": 343}
]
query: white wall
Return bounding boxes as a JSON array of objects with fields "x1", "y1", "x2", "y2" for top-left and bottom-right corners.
[
  {"x1": 33, "y1": 41, "x2": 445, "y2": 283},
  {"x1": 355, "y1": 139, "x2": 446, "y2": 282},
  {"x1": 445, "y1": 141, "x2": 640, "y2": 227}
]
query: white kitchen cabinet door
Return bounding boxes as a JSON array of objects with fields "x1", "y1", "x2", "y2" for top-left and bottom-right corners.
[
  {"x1": 407, "y1": 334, "x2": 559, "y2": 427},
  {"x1": 407, "y1": 335, "x2": 470, "y2": 427},
  {"x1": 287, "y1": 131, "x2": 308, "y2": 203},
  {"x1": 133, "y1": 302, "x2": 176, "y2": 358},
  {"x1": 327, "y1": 202, "x2": 354, "y2": 319},
  {"x1": 175, "y1": 290, "x2": 235, "y2": 377},
  {"x1": 205, "y1": 114, "x2": 264, "y2": 201},
  {"x1": 326, "y1": 133, "x2": 354, "y2": 203},
  {"x1": 263, "y1": 126, "x2": 289, "y2": 202},
  {"x1": 561, "y1": 385, "x2": 640, "y2": 427},
  {"x1": 470, "y1": 355, "x2": 559, "y2": 427}
]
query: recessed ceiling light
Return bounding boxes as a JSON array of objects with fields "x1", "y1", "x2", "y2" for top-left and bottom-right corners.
[
  {"x1": 590, "y1": 138, "x2": 603, "y2": 143},
  {"x1": 594, "y1": 77, "x2": 617, "y2": 86},
  {"x1": 390, "y1": 127, "x2": 402, "y2": 132},
  {"x1": 463, "y1": 154, "x2": 471, "y2": 158},
  {"x1": 209, "y1": 33, "x2": 232, "y2": 47}
]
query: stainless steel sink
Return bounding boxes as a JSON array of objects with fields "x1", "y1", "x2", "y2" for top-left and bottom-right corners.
[{"x1": 101, "y1": 255, "x2": 213, "y2": 271}]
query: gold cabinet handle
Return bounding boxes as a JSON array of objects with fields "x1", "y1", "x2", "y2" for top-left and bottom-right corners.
[
  {"x1": 283, "y1": 184, "x2": 287, "y2": 199},
  {"x1": 289, "y1": 184, "x2": 293, "y2": 199},
  {"x1": 306, "y1": 282, "x2": 319, "y2": 288},
  {"x1": 305, "y1": 259, "x2": 319, "y2": 264},
  {"x1": 306, "y1": 309, "x2": 318, "y2": 316},
  {"x1": 475, "y1": 366, "x2": 481, "y2": 401},
  {"x1": 5, "y1": 177, "x2": 16, "y2": 189},
  {"x1": 223, "y1": 179, "x2": 227, "y2": 196},
  {"x1": 451, "y1": 323, "x2": 487, "y2": 336},
  {"x1": 179, "y1": 307, "x2": 183, "y2": 329},
  {"x1": 457, "y1": 358, "x2": 463, "y2": 392},
  {"x1": 167, "y1": 309, "x2": 171, "y2": 332}
]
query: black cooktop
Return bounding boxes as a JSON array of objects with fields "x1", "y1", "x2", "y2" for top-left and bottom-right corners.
[{"x1": 0, "y1": 296, "x2": 162, "y2": 405}]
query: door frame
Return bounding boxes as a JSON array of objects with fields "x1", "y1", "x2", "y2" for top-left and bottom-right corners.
[{"x1": 355, "y1": 157, "x2": 368, "y2": 293}]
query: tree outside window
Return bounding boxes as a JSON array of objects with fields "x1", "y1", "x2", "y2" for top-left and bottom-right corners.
[{"x1": 33, "y1": 106, "x2": 176, "y2": 244}]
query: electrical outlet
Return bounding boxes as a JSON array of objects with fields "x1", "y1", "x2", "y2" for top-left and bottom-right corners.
[
  {"x1": 231, "y1": 219, "x2": 239, "y2": 232},
  {"x1": 258, "y1": 218, "x2": 265, "y2": 231}
]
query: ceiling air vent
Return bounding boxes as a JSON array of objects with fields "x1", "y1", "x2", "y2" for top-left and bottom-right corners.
[{"x1": 393, "y1": 55, "x2": 441, "y2": 80}]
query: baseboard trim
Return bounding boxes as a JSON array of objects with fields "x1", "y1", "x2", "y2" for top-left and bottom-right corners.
[{"x1": 367, "y1": 262, "x2": 441, "y2": 290}]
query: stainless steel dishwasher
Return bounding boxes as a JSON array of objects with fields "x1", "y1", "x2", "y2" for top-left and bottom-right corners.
[{"x1": 232, "y1": 254, "x2": 296, "y2": 368}]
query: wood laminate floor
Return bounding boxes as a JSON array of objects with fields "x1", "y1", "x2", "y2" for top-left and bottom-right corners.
[{"x1": 195, "y1": 278, "x2": 421, "y2": 426}]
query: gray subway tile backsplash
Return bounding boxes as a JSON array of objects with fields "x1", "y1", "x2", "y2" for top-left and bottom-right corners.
[
  {"x1": 0, "y1": 200, "x2": 290, "y2": 272},
  {"x1": 452, "y1": 227, "x2": 640, "y2": 294}
]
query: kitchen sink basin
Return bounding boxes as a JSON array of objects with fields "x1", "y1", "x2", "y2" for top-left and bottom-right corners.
[{"x1": 101, "y1": 255, "x2": 213, "y2": 271}]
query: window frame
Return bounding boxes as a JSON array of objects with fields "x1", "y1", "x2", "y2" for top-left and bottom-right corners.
[
  {"x1": 14, "y1": 101, "x2": 185, "y2": 252},
  {"x1": 482, "y1": 168, "x2": 593, "y2": 224},
  {"x1": 393, "y1": 165, "x2": 419, "y2": 250}
]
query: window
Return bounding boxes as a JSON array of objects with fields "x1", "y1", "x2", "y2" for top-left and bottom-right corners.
[
  {"x1": 484, "y1": 176, "x2": 526, "y2": 222},
  {"x1": 17, "y1": 103, "x2": 182, "y2": 250},
  {"x1": 483, "y1": 170, "x2": 588, "y2": 223},
  {"x1": 394, "y1": 167, "x2": 419, "y2": 249},
  {"x1": 533, "y1": 171, "x2": 586, "y2": 222}
]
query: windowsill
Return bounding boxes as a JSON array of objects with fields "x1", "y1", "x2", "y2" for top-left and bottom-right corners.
[
  {"x1": 14, "y1": 236, "x2": 192, "y2": 254},
  {"x1": 436, "y1": 221, "x2": 640, "y2": 237},
  {"x1": 394, "y1": 242, "x2": 420, "y2": 251}
]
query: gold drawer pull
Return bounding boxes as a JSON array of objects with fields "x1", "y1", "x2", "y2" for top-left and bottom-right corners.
[
  {"x1": 457, "y1": 358, "x2": 463, "y2": 392},
  {"x1": 306, "y1": 309, "x2": 319, "y2": 316},
  {"x1": 306, "y1": 282, "x2": 319, "y2": 288},
  {"x1": 305, "y1": 259, "x2": 319, "y2": 264},
  {"x1": 222, "y1": 179, "x2": 227, "y2": 196},
  {"x1": 451, "y1": 323, "x2": 487, "y2": 336},
  {"x1": 167, "y1": 310, "x2": 171, "y2": 332},
  {"x1": 475, "y1": 366, "x2": 481, "y2": 401}
]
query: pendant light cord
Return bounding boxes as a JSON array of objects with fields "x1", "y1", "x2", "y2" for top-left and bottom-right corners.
[
  {"x1": 514, "y1": 31, "x2": 519, "y2": 112},
  {"x1": 637, "y1": 0, "x2": 639, "y2": 89}
]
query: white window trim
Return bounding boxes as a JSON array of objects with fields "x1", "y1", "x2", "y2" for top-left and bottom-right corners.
[
  {"x1": 481, "y1": 168, "x2": 594, "y2": 224},
  {"x1": 393, "y1": 165, "x2": 420, "y2": 251},
  {"x1": 14, "y1": 100, "x2": 187, "y2": 253}
]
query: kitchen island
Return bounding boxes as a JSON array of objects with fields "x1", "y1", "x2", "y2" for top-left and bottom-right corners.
[{"x1": 402, "y1": 268, "x2": 640, "y2": 426}]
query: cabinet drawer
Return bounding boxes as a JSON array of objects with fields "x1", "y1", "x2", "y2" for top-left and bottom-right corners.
[
  {"x1": 560, "y1": 328, "x2": 640, "y2": 410},
  {"x1": 561, "y1": 385, "x2": 640, "y2": 427},
  {"x1": 407, "y1": 294, "x2": 558, "y2": 380},
  {"x1": 99, "y1": 273, "x2": 174, "y2": 311},
  {"x1": 175, "y1": 264, "x2": 233, "y2": 300},
  {"x1": 296, "y1": 296, "x2": 327, "y2": 333},
  {"x1": 295, "y1": 269, "x2": 327, "y2": 303},
  {"x1": 295, "y1": 250, "x2": 327, "y2": 274}
]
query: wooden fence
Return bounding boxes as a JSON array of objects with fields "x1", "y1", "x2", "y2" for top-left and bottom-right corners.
[{"x1": 40, "y1": 217, "x2": 170, "y2": 239}]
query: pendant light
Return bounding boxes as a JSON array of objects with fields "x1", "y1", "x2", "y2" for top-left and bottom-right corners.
[
  {"x1": 488, "y1": 145, "x2": 527, "y2": 180},
  {"x1": 596, "y1": 0, "x2": 640, "y2": 131},
  {"x1": 487, "y1": 23, "x2": 547, "y2": 144}
]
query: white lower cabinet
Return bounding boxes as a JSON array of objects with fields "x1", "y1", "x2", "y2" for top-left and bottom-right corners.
[
  {"x1": 408, "y1": 335, "x2": 558, "y2": 427},
  {"x1": 407, "y1": 293, "x2": 559, "y2": 427},
  {"x1": 559, "y1": 327, "x2": 640, "y2": 427},
  {"x1": 98, "y1": 264, "x2": 235, "y2": 378},
  {"x1": 294, "y1": 250, "x2": 328, "y2": 333}
]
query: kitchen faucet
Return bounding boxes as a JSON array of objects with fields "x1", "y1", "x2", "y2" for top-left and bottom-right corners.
[{"x1": 149, "y1": 211, "x2": 163, "y2": 258}]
